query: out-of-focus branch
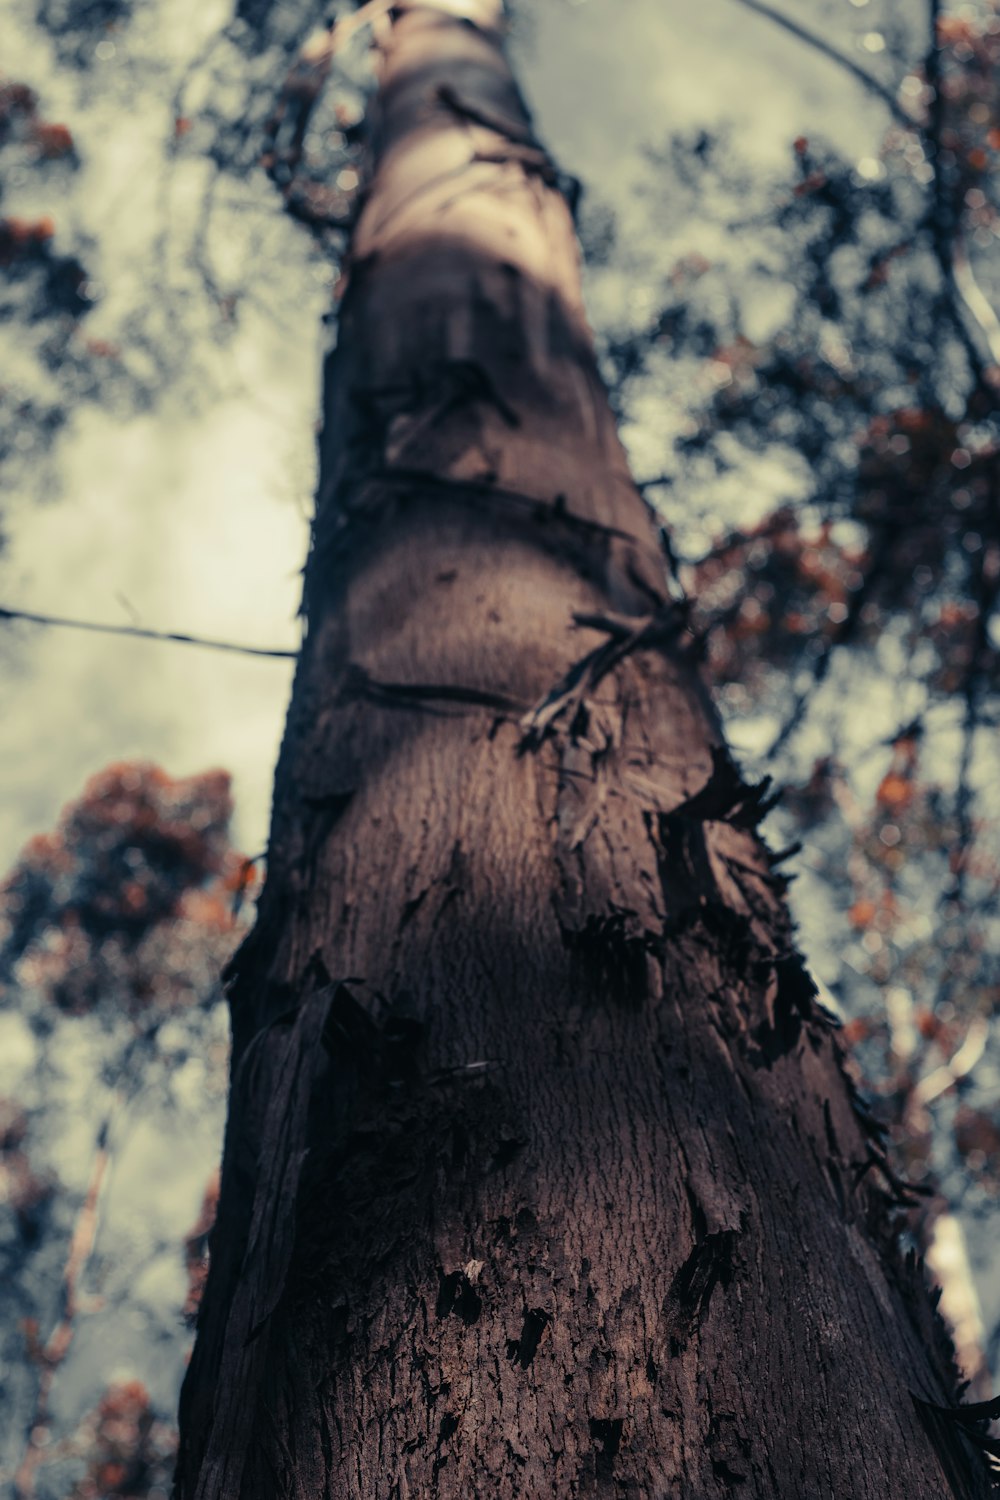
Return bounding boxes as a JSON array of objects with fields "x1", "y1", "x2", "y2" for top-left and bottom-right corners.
[
  {"x1": 913, "y1": 1016, "x2": 989, "y2": 1106},
  {"x1": 923, "y1": 1211, "x2": 989, "y2": 1394},
  {"x1": 730, "y1": 0, "x2": 913, "y2": 126},
  {"x1": 953, "y1": 242, "x2": 1000, "y2": 369},
  {"x1": 263, "y1": 1, "x2": 397, "y2": 191},
  {"x1": 12, "y1": 1131, "x2": 112, "y2": 1500}
]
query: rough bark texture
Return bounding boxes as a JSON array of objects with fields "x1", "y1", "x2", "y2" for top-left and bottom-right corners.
[{"x1": 176, "y1": 5, "x2": 993, "y2": 1497}]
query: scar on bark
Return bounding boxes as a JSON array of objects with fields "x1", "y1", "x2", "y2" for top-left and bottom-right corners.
[
  {"x1": 750, "y1": 952, "x2": 818, "y2": 1066},
  {"x1": 666, "y1": 1228, "x2": 740, "y2": 1350},
  {"x1": 489, "y1": 1136, "x2": 526, "y2": 1171},
  {"x1": 434, "y1": 82, "x2": 540, "y2": 151},
  {"x1": 559, "y1": 909, "x2": 658, "y2": 1009},
  {"x1": 350, "y1": 358, "x2": 520, "y2": 436},
  {"x1": 370, "y1": 466, "x2": 649, "y2": 547},
  {"x1": 666, "y1": 1188, "x2": 744, "y2": 1352},
  {"x1": 649, "y1": 751, "x2": 825, "y2": 1064},
  {"x1": 589, "y1": 1417, "x2": 625, "y2": 1475},
  {"x1": 506, "y1": 1307, "x2": 550, "y2": 1369},
  {"x1": 339, "y1": 662, "x2": 523, "y2": 716},
  {"x1": 436, "y1": 1267, "x2": 482, "y2": 1325},
  {"x1": 707, "y1": 1411, "x2": 751, "y2": 1486},
  {"x1": 316, "y1": 982, "x2": 428, "y2": 1091}
]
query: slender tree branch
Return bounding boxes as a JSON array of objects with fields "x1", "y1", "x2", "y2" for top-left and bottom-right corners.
[
  {"x1": 730, "y1": 0, "x2": 913, "y2": 126},
  {"x1": 0, "y1": 606, "x2": 298, "y2": 660}
]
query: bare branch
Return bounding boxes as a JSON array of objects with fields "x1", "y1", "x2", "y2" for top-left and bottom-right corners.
[
  {"x1": 0, "y1": 606, "x2": 298, "y2": 660},
  {"x1": 730, "y1": 0, "x2": 913, "y2": 126}
]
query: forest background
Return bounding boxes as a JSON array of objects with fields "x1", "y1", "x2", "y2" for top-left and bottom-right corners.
[{"x1": 1, "y1": 0, "x2": 999, "y2": 1493}]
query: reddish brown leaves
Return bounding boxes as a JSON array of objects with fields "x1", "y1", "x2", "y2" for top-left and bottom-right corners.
[
  {"x1": 0, "y1": 761, "x2": 252, "y2": 1014},
  {"x1": 0, "y1": 215, "x2": 56, "y2": 264},
  {"x1": 31, "y1": 122, "x2": 74, "y2": 159},
  {"x1": 0, "y1": 78, "x2": 76, "y2": 161},
  {"x1": 68, "y1": 1381, "x2": 177, "y2": 1499},
  {"x1": 690, "y1": 507, "x2": 863, "y2": 688}
]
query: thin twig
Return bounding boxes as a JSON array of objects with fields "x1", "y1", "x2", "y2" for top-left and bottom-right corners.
[{"x1": 0, "y1": 606, "x2": 298, "y2": 660}]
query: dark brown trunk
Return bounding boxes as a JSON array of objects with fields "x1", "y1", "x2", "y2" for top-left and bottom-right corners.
[{"x1": 175, "y1": 5, "x2": 991, "y2": 1496}]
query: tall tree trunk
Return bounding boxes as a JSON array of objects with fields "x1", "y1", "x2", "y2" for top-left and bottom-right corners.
[{"x1": 176, "y1": 5, "x2": 991, "y2": 1496}]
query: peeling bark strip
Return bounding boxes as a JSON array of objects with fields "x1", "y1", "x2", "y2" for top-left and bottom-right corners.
[{"x1": 176, "y1": 4, "x2": 994, "y2": 1497}]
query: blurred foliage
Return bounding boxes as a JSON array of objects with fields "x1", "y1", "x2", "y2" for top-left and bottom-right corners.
[
  {"x1": 0, "y1": 0, "x2": 365, "y2": 524},
  {"x1": 0, "y1": 765, "x2": 249, "y2": 1498},
  {"x1": 2, "y1": 763, "x2": 243, "y2": 1014},
  {"x1": 36, "y1": 1, "x2": 135, "y2": 69},
  {"x1": 65, "y1": 1380, "x2": 176, "y2": 1500},
  {"x1": 0, "y1": 77, "x2": 91, "y2": 509}
]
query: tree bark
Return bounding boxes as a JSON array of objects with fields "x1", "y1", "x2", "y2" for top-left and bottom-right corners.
[{"x1": 175, "y1": 5, "x2": 992, "y2": 1496}]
